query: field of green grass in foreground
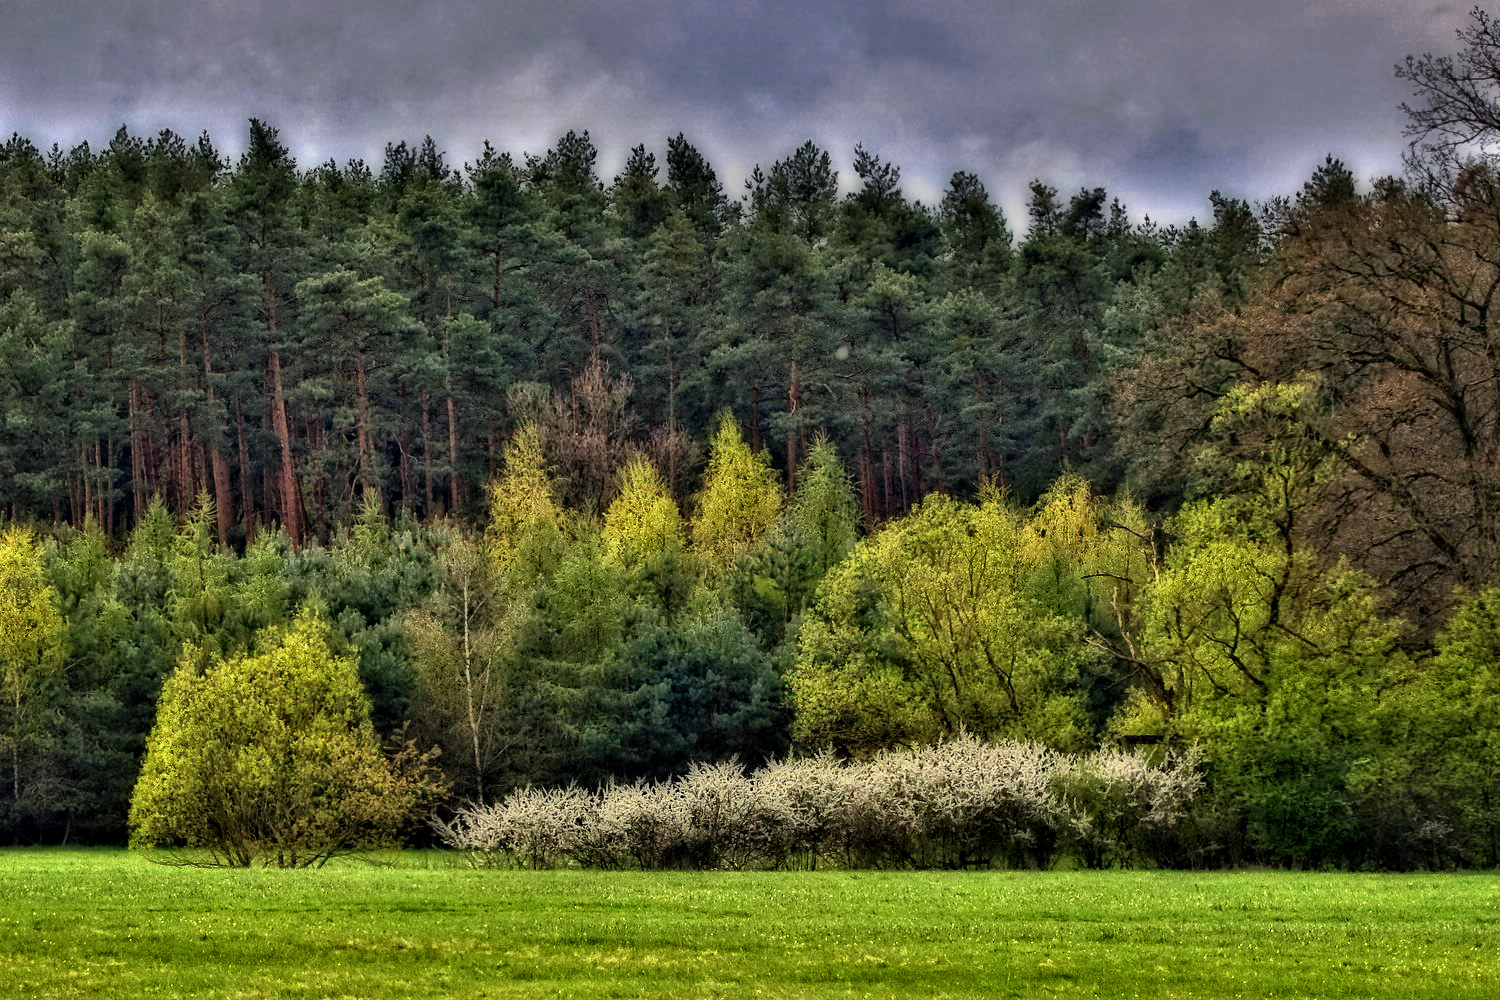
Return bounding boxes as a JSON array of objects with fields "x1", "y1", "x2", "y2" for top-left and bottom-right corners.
[{"x1": 1, "y1": 851, "x2": 1497, "y2": 999}]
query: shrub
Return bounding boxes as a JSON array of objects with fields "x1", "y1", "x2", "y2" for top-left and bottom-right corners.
[
  {"x1": 130, "y1": 613, "x2": 446, "y2": 867},
  {"x1": 1053, "y1": 747, "x2": 1203, "y2": 868},
  {"x1": 581, "y1": 779, "x2": 691, "y2": 869},
  {"x1": 435, "y1": 735, "x2": 1203, "y2": 870},
  {"x1": 434, "y1": 785, "x2": 593, "y2": 869}
]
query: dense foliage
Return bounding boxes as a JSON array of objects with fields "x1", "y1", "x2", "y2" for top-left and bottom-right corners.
[
  {"x1": 128, "y1": 612, "x2": 446, "y2": 866},
  {"x1": 5, "y1": 9, "x2": 1500, "y2": 869}
]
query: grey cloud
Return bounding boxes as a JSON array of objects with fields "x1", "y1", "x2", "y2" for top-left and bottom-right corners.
[{"x1": 0, "y1": 0, "x2": 1477, "y2": 221}]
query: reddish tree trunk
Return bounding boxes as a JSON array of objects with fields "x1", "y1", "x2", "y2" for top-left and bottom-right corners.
[{"x1": 267, "y1": 344, "x2": 301, "y2": 547}]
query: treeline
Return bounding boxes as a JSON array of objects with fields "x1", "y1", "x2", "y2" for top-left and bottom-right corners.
[
  {"x1": 0, "y1": 118, "x2": 1247, "y2": 547},
  {"x1": 8, "y1": 10, "x2": 1500, "y2": 869},
  {"x1": 7, "y1": 112, "x2": 1489, "y2": 625},
  {"x1": 5, "y1": 423, "x2": 1500, "y2": 869}
]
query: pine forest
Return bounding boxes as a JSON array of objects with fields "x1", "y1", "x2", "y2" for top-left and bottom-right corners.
[{"x1": 5, "y1": 16, "x2": 1500, "y2": 870}]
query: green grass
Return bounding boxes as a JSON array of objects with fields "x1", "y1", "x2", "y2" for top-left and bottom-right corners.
[{"x1": 1, "y1": 850, "x2": 1497, "y2": 998}]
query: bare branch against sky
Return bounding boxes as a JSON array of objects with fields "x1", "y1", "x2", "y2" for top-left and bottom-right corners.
[{"x1": 0, "y1": 0, "x2": 1471, "y2": 222}]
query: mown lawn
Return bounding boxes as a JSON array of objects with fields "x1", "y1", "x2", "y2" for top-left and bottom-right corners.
[{"x1": 0, "y1": 850, "x2": 1496, "y2": 998}]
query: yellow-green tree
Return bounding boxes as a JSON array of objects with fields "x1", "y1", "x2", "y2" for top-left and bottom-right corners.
[
  {"x1": 791, "y1": 491, "x2": 1090, "y2": 757},
  {"x1": 690, "y1": 415, "x2": 783, "y2": 575},
  {"x1": 0, "y1": 526, "x2": 67, "y2": 818},
  {"x1": 1135, "y1": 383, "x2": 1409, "y2": 864},
  {"x1": 732, "y1": 437, "x2": 858, "y2": 650},
  {"x1": 129, "y1": 612, "x2": 444, "y2": 867},
  {"x1": 485, "y1": 424, "x2": 568, "y2": 588},
  {"x1": 602, "y1": 455, "x2": 692, "y2": 611},
  {"x1": 1400, "y1": 588, "x2": 1500, "y2": 867}
]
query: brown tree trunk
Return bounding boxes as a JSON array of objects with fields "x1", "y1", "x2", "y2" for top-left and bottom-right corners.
[
  {"x1": 203, "y1": 331, "x2": 234, "y2": 547},
  {"x1": 585, "y1": 288, "x2": 602, "y2": 363},
  {"x1": 447, "y1": 393, "x2": 462, "y2": 514},
  {"x1": 128, "y1": 381, "x2": 147, "y2": 524},
  {"x1": 421, "y1": 390, "x2": 434, "y2": 517},
  {"x1": 267, "y1": 344, "x2": 301, "y2": 547},
  {"x1": 236, "y1": 400, "x2": 255, "y2": 534},
  {"x1": 178, "y1": 413, "x2": 195, "y2": 510},
  {"x1": 750, "y1": 383, "x2": 762, "y2": 452}
]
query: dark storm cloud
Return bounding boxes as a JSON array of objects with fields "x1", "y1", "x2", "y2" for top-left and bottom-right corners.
[
  {"x1": 0, "y1": 0, "x2": 1475, "y2": 221},
  {"x1": 584, "y1": 0, "x2": 981, "y2": 114}
]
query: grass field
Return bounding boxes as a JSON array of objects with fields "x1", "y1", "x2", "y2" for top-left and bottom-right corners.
[{"x1": 1, "y1": 850, "x2": 1497, "y2": 998}]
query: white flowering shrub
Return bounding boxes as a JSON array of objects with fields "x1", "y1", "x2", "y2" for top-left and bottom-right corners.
[
  {"x1": 824, "y1": 736, "x2": 1068, "y2": 868},
  {"x1": 676, "y1": 760, "x2": 765, "y2": 869},
  {"x1": 578, "y1": 779, "x2": 691, "y2": 869},
  {"x1": 751, "y1": 754, "x2": 856, "y2": 868},
  {"x1": 910, "y1": 737, "x2": 1068, "y2": 868},
  {"x1": 432, "y1": 784, "x2": 593, "y2": 869},
  {"x1": 1052, "y1": 747, "x2": 1203, "y2": 867},
  {"x1": 434, "y1": 737, "x2": 1203, "y2": 870}
]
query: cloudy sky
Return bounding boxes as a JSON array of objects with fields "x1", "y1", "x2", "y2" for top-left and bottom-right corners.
[{"x1": 0, "y1": 0, "x2": 1473, "y2": 225}]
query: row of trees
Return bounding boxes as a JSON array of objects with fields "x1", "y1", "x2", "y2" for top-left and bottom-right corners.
[
  {"x1": 6, "y1": 409, "x2": 1499, "y2": 867},
  {"x1": 7, "y1": 6, "x2": 1500, "y2": 868},
  {"x1": 0, "y1": 114, "x2": 1258, "y2": 550},
  {"x1": 2, "y1": 416, "x2": 843, "y2": 847},
  {"x1": 8, "y1": 107, "x2": 1491, "y2": 625}
]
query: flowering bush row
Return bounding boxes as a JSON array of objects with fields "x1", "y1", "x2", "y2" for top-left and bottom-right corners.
[{"x1": 433, "y1": 735, "x2": 1202, "y2": 870}]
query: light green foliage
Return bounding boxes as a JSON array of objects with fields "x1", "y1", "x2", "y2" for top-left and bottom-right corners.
[
  {"x1": 0, "y1": 525, "x2": 67, "y2": 811},
  {"x1": 0, "y1": 528, "x2": 66, "y2": 677},
  {"x1": 1020, "y1": 474, "x2": 1154, "y2": 629},
  {"x1": 601, "y1": 455, "x2": 692, "y2": 609},
  {"x1": 732, "y1": 438, "x2": 858, "y2": 650},
  {"x1": 1140, "y1": 382, "x2": 1375, "y2": 714},
  {"x1": 1136, "y1": 385, "x2": 1410, "y2": 863},
  {"x1": 786, "y1": 438, "x2": 858, "y2": 578},
  {"x1": 161, "y1": 493, "x2": 297, "y2": 670},
  {"x1": 602, "y1": 456, "x2": 687, "y2": 565},
  {"x1": 297, "y1": 494, "x2": 439, "y2": 734},
  {"x1": 690, "y1": 415, "x2": 783, "y2": 574},
  {"x1": 36, "y1": 519, "x2": 154, "y2": 841},
  {"x1": 544, "y1": 536, "x2": 633, "y2": 665},
  {"x1": 1016, "y1": 476, "x2": 1160, "y2": 733},
  {"x1": 404, "y1": 527, "x2": 517, "y2": 804},
  {"x1": 228, "y1": 530, "x2": 293, "y2": 639},
  {"x1": 485, "y1": 424, "x2": 568, "y2": 586},
  {"x1": 792, "y1": 492, "x2": 1090, "y2": 757},
  {"x1": 165, "y1": 492, "x2": 236, "y2": 663},
  {"x1": 1193, "y1": 377, "x2": 1339, "y2": 516},
  {"x1": 129, "y1": 612, "x2": 444, "y2": 867}
]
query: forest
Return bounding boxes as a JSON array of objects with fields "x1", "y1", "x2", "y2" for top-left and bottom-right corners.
[{"x1": 4, "y1": 12, "x2": 1500, "y2": 869}]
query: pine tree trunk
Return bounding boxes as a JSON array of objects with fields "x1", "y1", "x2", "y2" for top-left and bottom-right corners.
[
  {"x1": 421, "y1": 390, "x2": 434, "y2": 517},
  {"x1": 129, "y1": 381, "x2": 147, "y2": 524},
  {"x1": 751, "y1": 383, "x2": 762, "y2": 452},
  {"x1": 447, "y1": 394, "x2": 462, "y2": 514},
  {"x1": 267, "y1": 344, "x2": 301, "y2": 547},
  {"x1": 204, "y1": 326, "x2": 234, "y2": 547},
  {"x1": 236, "y1": 400, "x2": 255, "y2": 534}
]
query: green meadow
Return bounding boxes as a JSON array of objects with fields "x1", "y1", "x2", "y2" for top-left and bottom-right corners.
[{"x1": 1, "y1": 850, "x2": 1496, "y2": 999}]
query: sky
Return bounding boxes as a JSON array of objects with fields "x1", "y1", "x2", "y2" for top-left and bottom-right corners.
[{"x1": 0, "y1": 0, "x2": 1475, "y2": 226}]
